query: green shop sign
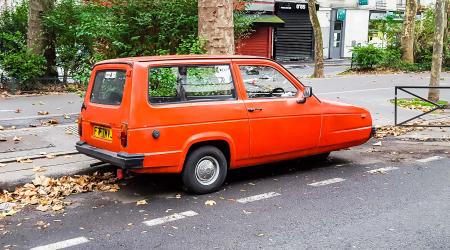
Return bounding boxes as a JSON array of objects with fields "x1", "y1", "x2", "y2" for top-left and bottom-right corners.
[
  {"x1": 359, "y1": 0, "x2": 368, "y2": 5},
  {"x1": 337, "y1": 9, "x2": 346, "y2": 21}
]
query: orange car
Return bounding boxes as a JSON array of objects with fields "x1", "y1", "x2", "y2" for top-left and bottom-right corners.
[{"x1": 76, "y1": 55, "x2": 374, "y2": 194}]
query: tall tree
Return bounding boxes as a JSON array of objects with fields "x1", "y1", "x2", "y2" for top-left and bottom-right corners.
[
  {"x1": 27, "y1": 0, "x2": 57, "y2": 76},
  {"x1": 198, "y1": 0, "x2": 234, "y2": 54},
  {"x1": 401, "y1": 0, "x2": 418, "y2": 63},
  {"x1": 427, "y1": 0, "x2": 448, "y2": 102},
  {"x1": 308, "y1": 0, "x2": 324, "y2": 78}
]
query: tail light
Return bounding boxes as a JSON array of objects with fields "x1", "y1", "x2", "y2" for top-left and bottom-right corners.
[
  {"x1": 120, "y1": 123, "x2": 128, "y2": 147},
  {"x1": 77, "y1": 116, "x2": 82, "y2": 137}
]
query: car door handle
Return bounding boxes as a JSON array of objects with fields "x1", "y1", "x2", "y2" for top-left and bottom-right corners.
[{"x1": 247, "y1": 107, "x2": 263, "y2": 112}]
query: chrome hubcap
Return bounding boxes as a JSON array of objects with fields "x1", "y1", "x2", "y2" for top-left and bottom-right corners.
[{"x1": 195, "y1": 156, "x2": 220, "y2": 186}]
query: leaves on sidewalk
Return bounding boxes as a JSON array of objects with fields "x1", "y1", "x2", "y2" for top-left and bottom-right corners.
[
  {"x1": 37, "y1": 111, "x2": 50, "y2": 115},
  {"x1": 0, "y1": 172, "x2": 120, "y2": 218},
  {"x1": 136, "y1": 200, "x2": 148, "y2": 206},
  {"x1": 12, "y1": 136, "x2": 22, "y2": 142},
  {"x1": 204, "y1": 200, "x2": 216, "y2": 206},
  {"x1": 16, "y1": 157, "x2": 33, "y2": 163},
  {"x1": 14, "y1": 108, "x2": 21, "y2": 113}
]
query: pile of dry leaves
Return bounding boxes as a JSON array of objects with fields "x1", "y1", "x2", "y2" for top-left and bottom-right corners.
[
  {"x1": 374, "y1": 125, "x2": 424, "y2": 139},
  {"x1": 0, "y1": 172, "x2": 119, "y2": 218}
]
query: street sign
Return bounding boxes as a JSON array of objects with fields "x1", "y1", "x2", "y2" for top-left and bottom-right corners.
[
  {"x1": 359, "y1": 0, "x2": 368, "y2": 5},
  {"x1": 337, "y1": 9, "x2": 346, "y2": 21}
]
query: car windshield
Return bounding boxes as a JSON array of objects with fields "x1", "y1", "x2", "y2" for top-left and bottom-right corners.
[{"x1": 90, "y1": 70, "x2": 126, "y2": 105}]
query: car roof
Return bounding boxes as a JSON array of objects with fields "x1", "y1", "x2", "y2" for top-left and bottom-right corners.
[{"x1": 95, "y1": 54, "x2": 268, "y2": 65}]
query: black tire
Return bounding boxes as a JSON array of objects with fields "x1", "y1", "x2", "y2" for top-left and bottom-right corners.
[{"x1": 182, "y1": 146, "x2": 228, "y2": 194}]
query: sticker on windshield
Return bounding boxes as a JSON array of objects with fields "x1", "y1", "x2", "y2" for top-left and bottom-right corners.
[{"x1": 105, "y1": 71, "x2": 117, "y2": 79}]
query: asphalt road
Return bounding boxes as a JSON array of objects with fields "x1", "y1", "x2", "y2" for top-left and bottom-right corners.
[{"x1": 1, "y1": 138, "x2": 449, "y2": 250}]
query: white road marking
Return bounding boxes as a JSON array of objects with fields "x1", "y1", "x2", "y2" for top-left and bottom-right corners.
[
  {"x1": 416, "y1": 156, "x2": 444, "y2": 163},
  {"x1": 143, "y1": 210, "x2": 198, "y2": 226},
  {"x1": 318, "y1": 87, "x2": 392, "y2": 95},
  {"x1": 308, "y1": 178, "x2": 345, "y2": 187},
  {"x1": 30, "y1": 237, "x2": 89, "y2": 250},
  {"x1": 367, "y1": 166, "x2": 399, "y2": 174},
  {"x1": 236, "y1": 192, "x2": 281, "y2": 204}
]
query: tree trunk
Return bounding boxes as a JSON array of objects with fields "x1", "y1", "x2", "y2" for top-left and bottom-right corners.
[
  {"x1": 401, "y1": 0, "x2": 417, "y2": 63},
  {"x1": 308, "y1": 0, "x2": 324, "y2": 78},
  {"x1": 198, "y1": 0, "x2": 234, "y2": 54},
  {"x1": 27, "y1": 0, "x2": 58, "y2": 77},
  {"x1": 428, "y1": 0, "x2": 448, "y2": 102}
]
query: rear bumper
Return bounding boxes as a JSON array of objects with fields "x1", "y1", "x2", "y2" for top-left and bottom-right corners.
[{"x1": 76, "y1": 141, "x2": 144, "y2": 169}]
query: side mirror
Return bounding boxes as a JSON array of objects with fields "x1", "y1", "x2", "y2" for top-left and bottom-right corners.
[{"x1": 297, "y1": 86, "x2": 313, "y2": 104}]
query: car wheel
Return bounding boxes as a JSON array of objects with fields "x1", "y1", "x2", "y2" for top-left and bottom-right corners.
[{"x1": 182, "y1": 146, "x2": 227, "y2": 194}]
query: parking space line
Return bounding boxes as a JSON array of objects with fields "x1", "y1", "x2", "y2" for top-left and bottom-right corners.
[
  {"x1": 416, "y1": 156, "x2": 444, "y2": 163},
  {"x1": 236, "y1": 192, "x2": 281, "y2": 204},
  {"x1": 30, "y1": 237, "x2": 89, "y2": 250},
  {"x1": 367, "y1": 166, "x2": 399, "y2": 174},
  {"x1": 307, "y1": 178, "x2": 345, "y2": 187},
  {"x1": 143, "y1": 210, "x2": 198, "y2": 227}
]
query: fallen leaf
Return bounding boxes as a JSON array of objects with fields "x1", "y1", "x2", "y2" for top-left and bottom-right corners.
[
  {"x1": 14, "y1": 108, "x2": 21, "y2": 113},
  {"x1": 47, "y1": 119, "x2": 59, "y2": 125},
  {"x1": 0, "y1": 125, "x2": 4, "y2": 130},
  {"x1": 65, "y1": 130, "x2": 73, "y2": 135},
  {"x1": 36, "y1": 205, "x2": 49, "y2": 212},
  {"x1": 136, "y1": 200, "x2": 148, "y2": 206},
  {"x1": 13, "y1": 136, "x2": 22, "y2": 142},
  {"x1": 204, "y1": 200, "x2": 216, "y2": 206},
  {"x1": 16, "y1": 157, "x2": 32, "y2": 163},
  {"x1": 39, "y1": 152, "x2": 47, "y2": 155},
  {"x1": 0, "y1": 137, "x2": 6, "y2": 142},
  {"x1": 52, "y1": 204, "x2": 63, "y2": 211},
  {"x1": 46, "y1": 154, "x2": 55, "y2": 159},
  {"x1": 37, "y1": 111, "x2": 49, "y2": 115},
  {"x1": 38, "y1": 101, "x2": 45, "y2": 105},
  {"x1": 175, "y1": 194, "x2": 181, "y2": 199},
  {"x1": 0, "y1": 163, "x2": 6, "y2": 167},
  {"x1": 32, "y1": 166, "x2": 46, "y2": 172},
  {"x1": 64, "y1": 114, "x2": 71, "y2": 119}
]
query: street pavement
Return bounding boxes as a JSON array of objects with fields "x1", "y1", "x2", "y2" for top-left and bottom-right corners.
[
  {"x1": 1, "y1": 67, "x2": 450, "y2": 249},
  {"x1": 0, "y1": 138, "x2": 449, "y2": 249}
]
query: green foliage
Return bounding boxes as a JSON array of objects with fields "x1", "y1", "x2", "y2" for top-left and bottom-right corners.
[
  {"x1": 351, "y1": 45, "x2": 385, "y2": 69},
  {"x1": 370, "y1": 15, "x2": 402, "y2": 48},
  {"x1": 176, "y1": 35, "x2": 206, "y2": 55},
  {"x1": 1, "y1": 0, "x2": 256, "y2": 88},
  {"x1": 149, "y1": 68, "x2": 178, "y2": 97},
  {"x1": 0, "y1": 3, "x2": 46, "y2": 90}
]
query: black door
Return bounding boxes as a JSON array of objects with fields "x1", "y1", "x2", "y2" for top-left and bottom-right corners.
[{"x1": 275, "y1": 2, "x2": 314, "y2": 61}]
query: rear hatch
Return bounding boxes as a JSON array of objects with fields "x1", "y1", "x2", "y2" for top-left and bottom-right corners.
[{"x1": 79, "y1": 64, "x2": 132, "y2": 152}]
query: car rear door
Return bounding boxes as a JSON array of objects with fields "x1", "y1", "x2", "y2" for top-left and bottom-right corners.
[
  {"x1": 234, "y1": 60, "x2": 322, "y2": 158},
  {"x1": 80, "y1": 63, "x2": 132, "y2": 152}
]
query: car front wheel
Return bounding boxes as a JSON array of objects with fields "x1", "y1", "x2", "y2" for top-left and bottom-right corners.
[{"x1": 182, "y1": 146, "x2": 227, "y2": 194}]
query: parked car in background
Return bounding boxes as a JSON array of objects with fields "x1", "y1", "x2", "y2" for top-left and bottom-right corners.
[{"x1": 76, "y1": 55, "x2": 374, "y2": 194}]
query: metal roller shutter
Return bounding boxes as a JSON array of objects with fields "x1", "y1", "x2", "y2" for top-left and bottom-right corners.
[{"x1": 275, "y1": 4, "x2": 314, "y2": 61}]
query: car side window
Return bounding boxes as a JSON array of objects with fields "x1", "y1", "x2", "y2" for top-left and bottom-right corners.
[
  {"x1": 148, "y1": 65, "x2": 236, "y2": 104},
  {"x1": 239, "y1": 65, "x2": 298, "y2": 99}
]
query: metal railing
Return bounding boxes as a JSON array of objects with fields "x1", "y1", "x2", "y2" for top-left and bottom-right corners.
[{"x1": 394, "y1": 86, "x2": 450, "y2": 127}]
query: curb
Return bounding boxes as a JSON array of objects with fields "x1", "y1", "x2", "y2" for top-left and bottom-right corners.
[
  {"x1": 0, "y1": 162, "x2": 116, "y2": 192},
  {"x1": 0, "y1": 150, "x2": 80, "y2": 164}
]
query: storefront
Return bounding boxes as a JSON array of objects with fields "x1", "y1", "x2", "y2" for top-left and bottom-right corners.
[
  {"x1": 274, "y1": 1, "x2": 314, "y2": 61},
  {"x1": 236, "y1": 15, "x2": 285, "y2": 59}
]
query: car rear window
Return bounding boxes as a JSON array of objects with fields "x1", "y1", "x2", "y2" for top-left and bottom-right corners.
[
  {"x1": 148, "y1": 65, "x2": 236, "y2": 104},
  {"x1": 90, "y1": 70, "x2": 126, "y2": 105}
]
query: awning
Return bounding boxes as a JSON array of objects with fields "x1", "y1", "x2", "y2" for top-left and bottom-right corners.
[{"x1": 248, "y1": 14, "x2": 286, "y2": 27}]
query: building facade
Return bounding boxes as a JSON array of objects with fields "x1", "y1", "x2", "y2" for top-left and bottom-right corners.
[{"x1": 238, "y1": 0, "x2": 436, "y2": 60}]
